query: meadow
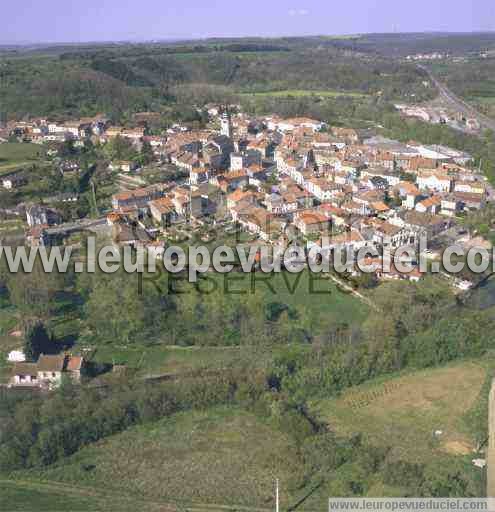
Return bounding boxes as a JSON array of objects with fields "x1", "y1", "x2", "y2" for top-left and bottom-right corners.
[
  {"x1": 12, "y1": 407, "x2": 301, "y2": 510},
  {"x1": 0, "y1": 142, "x2": 45, "y2": 175},
  {"x1": 310, "y1": 360, "x2": 489, "y2": 462},
  {"x1": 3, "y1": 361, "x2": 489, "y2": 511},
  {"x1": 240, "y1": 89, "x2": 368, "y2": 99}
]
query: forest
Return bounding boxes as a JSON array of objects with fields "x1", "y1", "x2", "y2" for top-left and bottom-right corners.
[{"x1": 0, "y1": 38, "x2": 435, "y2": 120}]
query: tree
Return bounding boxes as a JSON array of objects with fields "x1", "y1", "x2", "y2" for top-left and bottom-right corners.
[
  {"x1": 7, "y1": 257, "x2": 67, "y2": 322},
  {"x1": 24, "y1": 322, "x2": 52, "y2": 361},
  {"x1": 140, "y1": 140, "x2": 154, "y2": 166},
  {"x1": 84, "y1": 272, "x2": 170, "y2": 343},
  {"x1": 104, "y1": 135, "x2": 136, "y2": 161}
]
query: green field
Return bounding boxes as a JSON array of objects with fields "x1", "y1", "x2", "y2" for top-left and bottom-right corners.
[
  {"x1": 0, "y1": 479, "x2": 206, "y2": 512},
  {"x1": 12, "y1": 407, "x2": 301, "y2": 510},
  {"x1": 204, "y1": 269, "x2": 369, "y2": 329},
  {"x1": 0, "y1": 142, "x2": 45, "y2": 175},
  {"x1": 310, "y1": 360, "x2": 488, "y2": 463},
  {"x1": 89, "y1": 344, "x2": 271, "y2": 378},
  {"x1": 240, "y1": 89, "x2": 368, "y2": 98},
  {"x1": 4, "y1": 361, "x2": 489, "y2": 508}
]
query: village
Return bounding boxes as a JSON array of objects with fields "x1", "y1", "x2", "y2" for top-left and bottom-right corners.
[
  {"x1": 1, "y1": 104, "x2": 492, "y2": 294},
  {"x1": 3, "y1": 22, "x2": 495, "y2": 507}
]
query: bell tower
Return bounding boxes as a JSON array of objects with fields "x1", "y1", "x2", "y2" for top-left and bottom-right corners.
[{"x1": 220, "y1": 110, "x2": 233, "y2": 139}]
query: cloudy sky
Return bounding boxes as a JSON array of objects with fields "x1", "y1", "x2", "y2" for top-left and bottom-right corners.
[{"x1": 1, "y1": 0, "x2": 494, "y2": 44}]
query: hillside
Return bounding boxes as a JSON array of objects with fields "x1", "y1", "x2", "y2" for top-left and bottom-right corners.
[
  {"x1": 0, "y1": 38, "x2": 435, "y2": 119},
  {"x1": 12, "y1": 407, "x2": 301, "y2": 510},
  {"x1": 5, "y1": 361, "x2": 490, "y2": 510}
]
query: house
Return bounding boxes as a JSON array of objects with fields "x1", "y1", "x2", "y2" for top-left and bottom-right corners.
[
  {"x1": 149, "y1": 197, "x2": 177, "y2": 227},
  {"x1": 112, "y1": 186, "x2": 165, "y2": 210},
  {"x1": 294, "y1": 211, "x2": 331, "y2": 236},
  {"x1": 416, "y1": 170, "x2": 453, "y2": 193},
  {"x1": 26, "y1": 205, "x2": 62, "y2": 227},
  {"x1": 403, "y1": 211, "x2": 452, "y2": 238},
  {"x1": 230, "y1": 150, "x2": 261, "y2": 171},
  {"x1": 393, "y1": 181, "x2": 421, "y2": 209},
  {"x1": 453, "y1": 192, "x2": 486, "y2": 211},
  {"x1": 171, "y1": 152, "x2": 201, "y2": 172},
  {"x1": 215, "y1": 169, "x2": 249, "y2": 193},
  {"x1": 454, "y1": 180, "x2": 487, "y2": 195},
  {"x1": 65, "y1": 355, "x2": 85, "y2": 383},
  {"x1": 236, "y1": 207, "x2": 281, "y2": 240},
  {"x1": 2, "y1": 172, "x2": 27, "y2": 190},
  {"x1": 227, "y1": 189, "x2": 257, "y2": 210},
  {"x1": 361, "y1": 167, "x2": 400, "y2": 186},
  {"x1": 109, "y1": 161, "x2": 139, "y2": 173},
  {"x1": 305, "y1": 177, "x2": 341, "y2": 202},
  {"x1": 36, "y1": 354, "x2": 66, "y2": 387},
  {"x1": 10, "y1": 354, "x2": 86, "y2": 389},
  {"x1": 367, "y1": 220, "x2": 417, "y2": 250},
  {"x1": 322, "y1": 228, "x2": 370, "y2": 254},
  {"x1": 190, "y1": 168, "x2": 209, "y2": 185},
  {"x1": 331, "y1": 127, "x2": 359, "y2": 143},
  {"x1": 319, "y1": 204, "x2": 348, "y2": 227},
  {"x1": 113, "y1": 223, "x2": 152, "y2": 247},
  {"x1": 59, "y1": 160, "x2": 80, "y2": 175},
  {"x1": 121, "y1": 127, "x2": 145, "y2": 141},
  {"x1": 26, "y1": 225, "x2": 50, "y2": 247},
  {"x1": 440, "y1": 195, "x2": 461, "y2": 217},
  {"x1": 10, "y1": 362, "x2": 38, "y2": 387},
  {"x1": 247, "y1": 139, "x2": 274, "y2": 158},
  {"x1": 274, "y1": 117, "x2": 325, "y2": 133},
  {"x1": 415, "y1": 195, "x2": 441, "y2": 214}
]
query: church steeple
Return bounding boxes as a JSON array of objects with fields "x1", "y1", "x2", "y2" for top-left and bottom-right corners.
[{"x1": 220, "y1": 109, "x2": 233, "y2": 138}]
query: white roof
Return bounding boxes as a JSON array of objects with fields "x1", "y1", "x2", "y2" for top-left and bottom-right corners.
[{"x1": 8, "y1": 350, "x2": 26, "y2": 362}]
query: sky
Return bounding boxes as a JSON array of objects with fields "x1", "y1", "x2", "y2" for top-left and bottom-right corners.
[{"x1": 1, "y1": 0, "x2": 495, "y2": 44}]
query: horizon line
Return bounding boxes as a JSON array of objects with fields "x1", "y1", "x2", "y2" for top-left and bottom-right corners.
[{"x1": 1, "y1": 30, "x2": 495, "y2": 48}]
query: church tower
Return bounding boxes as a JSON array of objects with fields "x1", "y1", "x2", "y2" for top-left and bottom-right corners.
[{"x1": 220, "y1": 110, "x2": 233, "y2": 139}]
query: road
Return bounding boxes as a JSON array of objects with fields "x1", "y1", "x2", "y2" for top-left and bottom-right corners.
[
  {"x1": 418, "y1": 64, "x2": 495, "y2": 134},
  {"x1": 44, "y1": 217, "x2": 106, "y2": 237}
]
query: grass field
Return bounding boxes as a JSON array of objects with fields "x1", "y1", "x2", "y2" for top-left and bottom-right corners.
[
  {"x1": 88, "y1": 344, "x2": 271, "y2": 377},
  {"x1": 4, "y1": 361, "x2": 489, "y2": 508},
  {"x1": 12, "y1": 407, "x2": 301, "y2": 510},
  {"x1": 204, "y1": 269, "x2": 369, "y2": 330},
  {"x1": 240, "y1": 89, "x2": 368, "y2": 98},
  {"x1": 0, "y1": 480, "x2": 165, "y2": 512},
  {"x1": 0, "y1": 142, "x2": 45, "y2": 175},
  {"x1": 310, "y1": 360, "x2": 488, "y2": 463}
]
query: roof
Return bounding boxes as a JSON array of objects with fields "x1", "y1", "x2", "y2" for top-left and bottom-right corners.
[
  {"x1": 370, "y1": 201, "x2": 390, "y2": 212},
  {"x1": 12, "y1": 362, "x2": 38, "y2": 377},
  {"x1": 297, "y1": 212, "x2": 329, "y2": 225},
  {"x1": 375, "y1": 221, "x2": 402, "y2": 236},
  {"x1": 328, "y1": 229, "x2": 365, "y2": 245},
  {"x1": 66, "y1": 356, "x2": 83, "y2": 372},
  {"x1": 404, "y1": 211, "x2": 446, "y2": 227},
  {"x1": 395, "y1": 181, "x2": 421, "y2": 196},
  {"x1": 150, "y1": 197, "x2": 174, "y2": 214},
  {"x1": 418, "y1": 196, "x2": 441, "y2": 208},
  {"x1": 228, "y1": 189, "x2": 253, "y2": 203},
  {"x1": 37, "y1": 354, "x2": 66, "y2": 372}
]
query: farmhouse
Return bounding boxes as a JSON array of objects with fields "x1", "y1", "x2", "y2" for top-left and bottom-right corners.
[{"x1": 10, "y1": 354, "x2": 85, "y2": 389}]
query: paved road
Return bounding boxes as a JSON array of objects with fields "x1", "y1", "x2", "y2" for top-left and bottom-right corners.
[
  {"x1": 44, "y1": 218, "x2": 106, "y2": 236},
  {"x1": 418, "y1": 64, "x2": 495, "y2": 134}
]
